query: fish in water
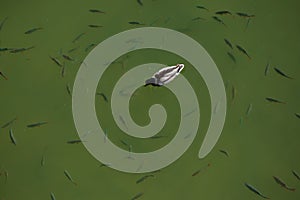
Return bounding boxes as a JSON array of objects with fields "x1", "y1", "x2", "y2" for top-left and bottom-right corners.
[
  {"x1": 236, "y1": 45, "x2": 251, "y2": 59},
  {"x1": 27, "y1": 121, "x2": 48, "y2": 128},
  {"x1": 236, "y1": 12, "x2": 255, "y2": 18},
  {"x1": 244, "y1": 183, "x2": 270, "y2": 199},
  {"x1": 62, "y1": 54, "x2": 74, "y2": 61},
  {"x1": 219, "y1": 149, "x2": 229, "y2": 157},
  {"x1": 215, "y1": 11, "x2": 232, "y2": 15},
  {"x1": 9, "y1": 129, "x2": 17, "y2": 145},
  {"x1": 265, "y1": 97, "x2": 285, "y2": 104},
  {"x1": 264, "y1": 61, "x2": 270, "y2": 76},
  {"x1": 64, "y1": 170, "x2": 77, "y2": 185},
  {"x1": 128, "y1": 21, "x2": 145, "y2": 25},
  {"x1": 67, "y1": 139, "x2": 83, "y2": 144},
  {"x1": 50, "y1": 192, "x2": 56, "y2": 200},
  {"x1": 224, "y1": 39, "x2": 233, "y2": 49},
  {"x1": 0, "y1": 17, "x2": 8, "y2": 31},
  {"x1": 96, "y1": 92, "x2": 108, "y2": 102},
  {"x1": 246, "y1": 103, "x2": 253, "y2": 116},
  {"x1": 273, "y1": 67, "x2": 293, "y2": 79},
  {"x1": 212, "y1": 16, "x2": 226, "y2": 27},
  {"x1": 292, "y1": 170, "x2": 300, "y2": 180},
  {"x1": 196, "y1": 5, "x2": 209, "y2": 11},
  {"x1": 10, "y1": 46, "x2": 34, "y2": 53},
  {"x1": 89, "y1": 9, "x2": 105, "y2": 14},
  {"x1": 192, "y1": 163, "x2": 210, "y2": 177},
  {"x1": 49, "y1": 56, "x2": 63, "y2": 67},
  {"x1": 72, "y1": 32, "x2": 85, "y2": 43},
  {"x1": 136, "y1": 174, "x2": 155, "y2": 184},
  {"x1": 88, "y1": 24, "x2": 103, "y2": 28},
  {"x1": 295, "y1": 113, "x2": 300, "y2": 119},
  {"x1": 85, "y1": 43, "x2": 96, "y2": 52},
  {"x1": 131, "y1": 192, "x2": 144, "y2": 200},
  {"x1": 137, "y1": 0, "x2": 143, "y2": 6},
  {"x1": 24, "y1": 27, "x2": 43, "y2": 34},
  {"x1": 273, "y1": 176, "x2": 295, "y2": 191},
  {"x1": 66, "y1": 84, "x2": 72, "y2": 97},
  {"x1": 227, "y1": 52, "x2": 236, "y2": 63},
  {"x1": 145, "y1": 64, "x2": 184, "y2": 86},
  {"x1": 1, "y1": 117, "x2": 17, "y2": 128},
  {"x1": 0, "y1": 47, "x2": 12, "y2": 52},
  {"x1": 192, "y1": 16, "x2": 206, "y2": 21},
  {"x1": 0, "y1": 71, "x2": 8, "y2": 80}
]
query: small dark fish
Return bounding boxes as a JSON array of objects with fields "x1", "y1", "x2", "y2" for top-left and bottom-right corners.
[
  {"x1": 216, "y1": 11, "x2": 232, "y2": 15},
  {"x1": 219, "y1": 149, "x2": 229, "y2": 157},
  {"x1": 227, "y1": 52, "x2": 236, "y2": 63},
  {"x1": 0, "y1": 71, "x2": 8, "y2": 80},
  {"x1": 196, "y1": 5, "x2": 209, "y2": 11},
  {"x1": 64, "y1": 170, "x2": 77, "y2": 185},
  {"x1": 10, "y1": 46, "x2": 34, "y2": 53},
  {"x1": 61, "y1": 66, "x2": 66, "y2": 78},
  {"x1": 273, "y1": 67, "x2": 293, "y2": 79},
  {"x1": 150, "y1": 135, "x2": 167, "y2": 139},
  {"x1": 192, "y1": 163, "x2": 210, "y2": 177},
  {"x1": 236, "y1": 45, "x2": 251, "y2": 59},
  {"x1": 246, "y1": 103, "x2": 253, "y2": 116},
  {"x1": 0, "y1": 17, "x2": 8, "y2": 31},
  {"x1": 120, "y1": 139, "x2": 129, "y2": 147},
  {"x1": 212, "y1": 16, "x2": 226, "y2": 27},
  {"x1": 244, "y1": 183, "x2": 270, "y2": 199},
  {"x1": 67, "y1": 46, "x2": 79, "y2": 53},
  {"x1": 224, "y1": 39, "x2": 233, "y2": 49},
  {"x1": 88, "y1": 24, "x2": 103, "y2": 28},
  {"x1": 265, "y1": 97, "x2": 285, "y2": 104},
  {"x1": 50, "y1": 192, "x2": 56, "y2": 200},
  {"x1": 136, "y1": 174, "x2": 155, "y2": 184},
  {"x1": 137, "y1": 0, "x2": 143, "y2": 6},
  {"x1": 128, "y1": 21, "x2": 145, "y2": 25},
  {"x1": 96, "y1": 92, "x2": 108, "y2": 102},
  {"x1": 273, "y1": 176, "x2": 295, "y2": 191},
  {"x1": 100, "y1": 163, "x2": 110, "y2": 167},
  {"x1": 232, "y1": 86, "x2": 237, "y2": 102},
  {"x1": 0, "y1": 47, "x2": 12, "y2": 52},
  {"x1": 66, "y1": 84, "x2": 72, "y2": 97},
  {"x1": 24, "y1": 27, "x2": 43, "y2": 34},
  {"x1": 85, "y1": 43, "x2": 96, "y2": 52},
  {"x1": 89, "y1": 9, "x2": 105, "y2": 14},
  {"x1": 27, "y1": 121, "x2": 48, "y2": 128},
  {"x1": 295, "y1": 113, "x2": 300, "y2": 119},
  {"x1": 264, "y1": 61, "x2": 270, "y2": 76},
  {"x1": 292, "y1": 170, "x2": 300, "y2": 180},
  {"x1": 131, "y1": 192, "x2": 144, "y2": 200},
  {"x1": 62, "y1": 54, "x2": 74, "y2": 61},
  {"x1": 67, "y1": 139, "x2": 83, "y2": 144},
  {"x1": 72, "y1": 32, "x2": 85, "y2": 43},
  {"x1": 1, "y1": 117, "x2": 17, "y2": 128},
  {"x1": 192, "y1": 17, "x2": 205, "y2": 21},
  {"x1": 9, "y1": 129, "x2": 17, "y2": 145},
  {"x1": 49, "y1": 56, "x2": 63, "y2": 67},
  {"x1": 236, "y1": 12, "x2": 255, "y2": 18}
]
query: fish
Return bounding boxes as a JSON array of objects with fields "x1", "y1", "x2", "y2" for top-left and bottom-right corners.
[
  {"x1": 245, "y1": 18, "x2": 251, "y2": 31},
  {"x1": 27, "y1": 121, "x2": 48, "y2": 128},
  {"x1": 88, "y1": 24, "x2": 103, "y2": 28},
  {"x1": 0, "y1": 71, "x2": 8, "y2": 80},
  {"x1": 216, "y1": 11, "x2": 232, "y2": 15},
  {"x1": 64, "y1": 170, "x2": 77, "y2": 185},
  {"x1": 224, "y1": 39, "x2": 233, "y2": 49},
  {"x1": 10, "y1": 46, "x2": 35, "y2": 53},
  {"x1": 96, "y1": 92, "x2": 108, "y2": 102},
  {"x1": 244, "y1": 183, "x2": 270, "y2": 199},
  {"x1": 72, "y1": 32, "x2": 85, "y2": 43},
  {"x1": 191, "y1": 17, "x2": 206, "y2": 21},
  {"x1": 136, "y1": 174, "x2": 155, "y2": 184},
  {"x1": 9, "y1": 129, "x2": 17, "y2": 145},
  {"x1": 62, "y1": 54, "x2": 74, "y2": 61},
  {"x1": 150, "y1": 135, "x2": 167, "y2": 139},
  {"x1": 137, "y1": 0, "x2": 143, "y2": 6},
  {"x1": 0, "y1": 47, "x2": 12, "y2": 52},
  {"x1": 145, "y1": 64, "x2": 184, "y2": 86},
  {"x1": 273, "y1": 176, "x2": 295, "y2": 191},
  {"x1": 66, "y1": 84, "x2": 72, "y2": 97},
  {"x1": 100, "y1": 163, "x2": 110, "y2": 167},
  {"x1": 61, "y1": 66, "x2": 66, "y2": 78},
  {"x1": 236, "y1": 45, "x2": 251, "y2": 59},
  {"x1": 24, "y1": 27, "x2": 43, "y2": 34},
  {"x1": 67, "y1": 139, "x2": 83, "y2": 144},
  {"x1": 295, "y1": 113, "x2": 300, "y2": 119},
  {"x1": 1, "y1": 117, "x2": 17, "y2": 128},
  {"x1": 50, "y1": 192, "x2": 56, "y2": 200},
  {"x1": 292, "y1": 170, "x2": 300, "y2": 180},
  {"x1": 264, "y1": 61, "x2": 270, "y2": 76},
  {"x1": 131, "y1": 192, "x2": 144, "y2": 200},
  {"x1": 85, "y1": 43, "x2": 96, "y2": 52},
  {"x1": 219, "y1": 149, "x2": 229, "y2": 157},
  {"x1": 231, "y1": 86, "x2": 237, "y2": 102},
  {"x1": 273, "y1": 67, "x2": 293, "y2": 79},
  {"x1": 67, "y1": 46, "x2": 79, "y2": 53},
  {"x1": 212, "y1": 16, "x2": 226, "y2": 27},
  {"x1": 265, "y1": 97, "x2": 285, "y2": 104},
  {"x1": 49, "y1": 56, "x2": 63, "y2": 67},
  {"x1": 227, "y1": 52, "x2": 236, "y2": 63},
  {"x1": 128, "y1": 21, "x2": 145, "y2": 25},
  {"x1": 89, "y1": 9, "x2": 105, "y2": 14},
  {"x1": 196, "y1": 5, "x2": 209, "y2": 11},
  {"x1": 236, "y1": 12, "x2": 255, "y2": 18},
  {"x1": 246, "y1": 103, "x2": 252, "y2": 116},
  {"x1": 0, "y1": 17, "x2": 8, "y2": 31},
  {"x1": 192, "y1": 163, "x2": 210, "y2": 177}
]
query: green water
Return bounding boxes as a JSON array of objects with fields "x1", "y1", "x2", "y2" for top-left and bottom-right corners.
[{"x1": 1, "y1": 0, "x2": 300, "y2": 199}]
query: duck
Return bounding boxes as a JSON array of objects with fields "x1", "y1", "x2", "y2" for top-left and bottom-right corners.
[{"x1": 145, "y1": 64, "x2": 184, "y2": 86}]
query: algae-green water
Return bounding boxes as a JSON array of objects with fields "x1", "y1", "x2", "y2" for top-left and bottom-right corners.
[{"x1": 1, "y1": 0, "x2": 300, "y2": 199}]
